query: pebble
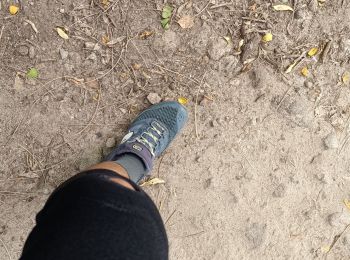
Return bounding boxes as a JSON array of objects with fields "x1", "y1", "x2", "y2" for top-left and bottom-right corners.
[
  {"x1": 59, "y1": 48, "x2": 68, "y2": 60},
  {"x1": 245, "y1": 223, "x2": 266, "y2": 249},
  {"x1": 85, "y1": 42, "x2": 96, "y2": 49},
  {"x1": 28, "y1": 46, "x2": 35, "y2": 59},
  {"x1": 272, "y1": 184, "x2": 286, "y2": 198},
  {"x1": 147, "y1": 93, "x2": 162, "y2": 104},
  {"x1": 327, "y1": 212, "x2": 348, "y2": 227},
  {"x1": 106, "y1": 137, "x2": 116, "y2": 148},
  {"x1": 324, "y1": 133, "x2": 339, "y2": 149},
  {"x1": 17, "y1": 45, "x2": 29, "y2": 56},
  {"x1": 208, "y1": 37, "x2": 233, "y2": 61},
  {"x1": 304, "y1": 81, "x2": 314, "y2": 88},
  {"x1": 87, "y1": 53, "x2": 97, "y2": 61},
  {"x1": 308, "y1": 0, "x2": 318, "y2": 12}
]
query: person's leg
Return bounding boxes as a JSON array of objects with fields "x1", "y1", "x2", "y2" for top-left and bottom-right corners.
[{"x1": 20, "y1": 101, "x2": 188, "y2": 260}]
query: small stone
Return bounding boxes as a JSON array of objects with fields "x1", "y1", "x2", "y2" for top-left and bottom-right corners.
[
  {"x1": 245, "y1": 223, "x2": 266, "y2": 249},
  {"x1": 17, "y1": 45, "x2": 29, "y2": 56},
  {"x1": 119, "y1": 108, "x2": 127, "y2": 114},
  {"x1": 324, "y1": 133, "x2": 339, "y2": 149},
  {"x1": 59, "y1": 8, "x2": 65, "y2": 13},
  {"x1": 28, "y1": 46, "x2": 35, "y2": 59},
  {"x1": 85, "y1": 42, "x2": 95, "y2": 49},
  {"x1": 208, "y1": 37, "x2": 233, "y2": 61},
  {"x1": 304, "y1": 81, "x2": 314, "y2": 88},
  {"x1": 106, "y1": 137, "x2": 116, "y2": 148},
  {"x1": 87, "y1": 53, "x2": 97, "y2": 61},
  {"x1": 210, "y1": 119, "x2": 218, "y2": 127},
  {"x1": 327, "y1": 212, "x2": 348, "y2": 227},
  {"x1": 295, "y1": 9, "x2": 311, "y2": 20},
  {"x1": 59, "y1": 48, "x2": 68, "y2": 59},
  {"x1": 308, "y1": 0, "x2": 318, "y2": 12},
  {"x1": 195, "y1": 156, "x2": 202, "y2": 162},
  {"x1": 272, "y1": 184, "x2": 286, "y2": 198},
  {"x1": 78, "y1": 148, "x2": 102, "y2": 171},
  {"x1": 147, "y1": 93, "x2": 161, "y2": 104}
]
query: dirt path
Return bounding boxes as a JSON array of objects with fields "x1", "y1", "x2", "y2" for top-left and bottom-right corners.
[{"x1": 1, "y1": 0, "x2": 350, "y2": 259}]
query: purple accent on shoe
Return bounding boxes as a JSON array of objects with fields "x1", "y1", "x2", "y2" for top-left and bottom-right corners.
[{"x1": 105, "y1": 141, "x2": 154, "y2": 172}]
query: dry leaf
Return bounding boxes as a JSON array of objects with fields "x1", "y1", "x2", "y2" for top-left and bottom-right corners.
[
  {"x1": 140, "y1": 30, "x2": 154, "y2": 39},
  {"x1": 285, "y1": 61, "x2": 298, "y2": 74},
  {"x1": 106, "y1": 36, "x2": 126, "y2": 46},
  {"x1": 177, "y1": 15, "x2": 194, "y2": 29},
  {"x1": 9, "y1": 5, "x2": 19, "y2": 15},
  {"x1": 140, "y1": 177, "x2": 165, "y2": 187},
  {"x1": 342, "y1": 72, "x2": 350, "y2": 84},
  {"x1": 56, "y1": 27, "x2": 69, "y2": 40},
  {"x1": 301, "y1": 67, "x2": 309, "y2": 77},
  {"x1": 262, "y1": 33, "x2": 273, "y2": 43},
  {"x1": 178, "y1": 97, "x2": 188, "y2": 105},
  {"x1": 307, "y1": 47, "x2": 319, "y2": 57},
  {"x1": 273, "y1": 4, "x2": 294, "y2": 11},
  {"x1": 344, "y1": 199, "x2": 350, "y2": 210},
  {"x1": 102, "y1": 35, "x2": 110, "y2": 45}
]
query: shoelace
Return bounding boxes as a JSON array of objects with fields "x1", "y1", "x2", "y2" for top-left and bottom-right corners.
[{"x1": 136, "y1": 121, "x2": 166, "y2": 156}]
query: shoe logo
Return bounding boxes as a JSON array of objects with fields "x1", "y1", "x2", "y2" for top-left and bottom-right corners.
[
  {"x1": 132, "y1": 144, "x2": 143, "y2": 152},
  {"x1": 121, "y1": 132, "x2": 133, "y2": 143}
]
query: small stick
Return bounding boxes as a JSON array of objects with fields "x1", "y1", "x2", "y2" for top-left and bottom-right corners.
[
  {"x1": 165, "y1": 209, "x2": 177, "y2": 225},
  {"x1": 0, "y1": 238, "x2": 12, "y2": 260},
  {"x1": 75, "y1": 86, "x2": 101, "y2": 136},
  {"x1": 195, "y1": 0, "x2": 211, "y2": 17},
  {"x1": 0, "y1": 25, "x2": 5, "y2": 44},
  {"x1": 195, "y1": 73, "x2": 206, "y2": 138}
]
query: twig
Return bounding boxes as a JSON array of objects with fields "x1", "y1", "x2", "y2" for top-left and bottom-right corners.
[
  {"x1": 0, "y1": 25, "x2": 4, "y2": 44},
  {"x1": 195, "y1": 73, "x2": 206, "y2": 138},
  {"x1": 277, "y1": 85, "x2": 293, "y2": 111},
  {"x1": 184, "y1": 230, "x2": 205, "y2": 238},
  {"x1": 326, "y1": 224, "x2": 350, "y2": 258},
  {"x1": 195, "y1": 0, "x2": 211, "y2": 17},
  {"x1": 0, "y1": 238, "x2": 12, "y2": 260},
  {"x1": 75, "y1": 86, "x2": 101, "y2": 136},
  {"x1": 165, "y1": 209, "x2": 177, "y2": 225}
]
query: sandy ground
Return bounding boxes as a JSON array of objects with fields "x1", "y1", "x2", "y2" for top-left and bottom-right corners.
[{"x1": 1, "y1": 0, "x2": 350, "y2": 259}]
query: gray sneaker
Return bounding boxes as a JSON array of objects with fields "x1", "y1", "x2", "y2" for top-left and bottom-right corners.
[{"x1": 106, "y1": 101, "x2": 188, "y2": 174}]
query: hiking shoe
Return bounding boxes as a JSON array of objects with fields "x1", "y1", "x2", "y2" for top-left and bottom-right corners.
[{"x1": 105, "y1": 101, "x2": 188, "y2": 174}]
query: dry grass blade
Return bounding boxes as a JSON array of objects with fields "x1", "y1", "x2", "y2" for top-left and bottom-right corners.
[{"x1": 0, "y1": 238, "x2": 12, "y2": 260}]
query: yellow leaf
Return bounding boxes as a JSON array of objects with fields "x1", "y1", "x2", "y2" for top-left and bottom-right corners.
[
  {"x1": 56, "y1": 27, "x2": 69, "y2": 40},
  {"x1": 262, "y1": 33, "x2": 273, "y2": 43},
  {"x1": 321, "y1": 246, "x2": 331, "y2": 253},
  {"x1": 285, "y1": 61, "x2": 298, "y2": 74},
  {"x1": 342, "y1": 72, "x2": 350, "y2": 84},
  {"x1": 101, "y1": 0, "x2": 110, "y2": 7},
  {"x1": 140, "y1": 177, "x2": 165, "y2": 187},
  {"x1": 178, "y1": 97, "x2": 188, "y2": 105},
  {"x1": 9, "y1": 5, "x2": 19, "y2": 15},
  {"x1": 308, "y1": 47, "x2": 319, "y2": 57},
  {"x1": 177, "y1": 15, "x2": 194, "y2": 29},
  {"x1": 139, "y1": 30, "x2": 154, "y2": 39},
  {"x1": 344, "y1": 199, "x2": 350, "y2": 210},
  {"x1": 273, "y1": 4, "x2": 294, "y2": 11},
  {"x1": 102, "y1": 35, "x2": 110, "y2": 45},
  {"x1": 301, "y1": 67, "x2": 309, "y2": 77}
]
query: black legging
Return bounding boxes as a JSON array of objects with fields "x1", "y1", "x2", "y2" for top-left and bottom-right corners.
[{"x1": 20, "y1": 170, "x2": 168, "y2": 260}]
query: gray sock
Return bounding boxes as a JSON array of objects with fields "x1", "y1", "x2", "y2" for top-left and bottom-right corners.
[{"x1": 114, "y1": 153, "x2": 147, "y2": 183}]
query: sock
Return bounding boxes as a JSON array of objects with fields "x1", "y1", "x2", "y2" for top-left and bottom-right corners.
[{"x1": 114, "y1": 153, "x2": 147, "y2": 183}]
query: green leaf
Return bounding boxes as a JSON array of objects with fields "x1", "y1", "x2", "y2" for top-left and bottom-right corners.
[
  {"x1": 161, "y1": 18, "x2": 170, "y2": 28},
  {"x1": 27, "y1": 68, "x2": 39, "y2": 79},
  {"x1": 162, "y1": 5, "x2": 172, "y2": 19},
  {"x1": 164, "y1": 23, "x2": 170, "y2": 30}
]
